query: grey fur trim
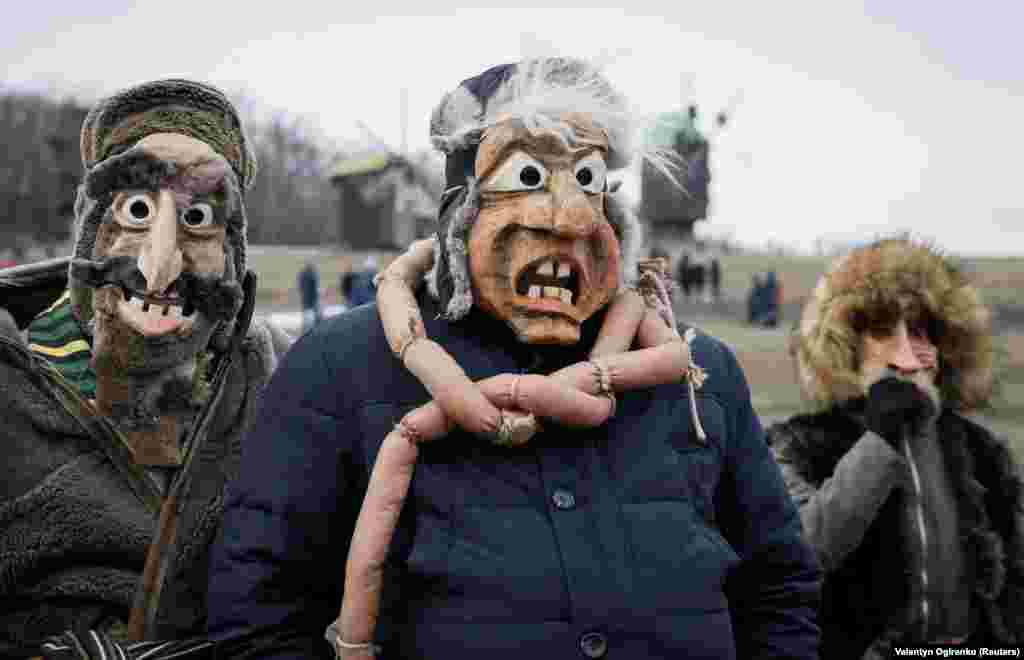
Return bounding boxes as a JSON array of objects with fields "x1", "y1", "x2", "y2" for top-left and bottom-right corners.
[
  {"x1": 604, "y1": 191, "x2": 644, "y2": 290},
  {"x1": 426, "y1": 235, "x2": 443, "y2": 301},
  {"x1": 70, "y1": 184, "x2": 104, "y2": 267},
  {"x1": 430, "y1": 85, "x2": 484, "y2": 154},
  {"x1": 442, "y1": 179, "x2": 480, "y2": 320},
  {"x1": 69, "y1": 188, "x2": 112, "y2": 326},
  {"x1": 221, "y1": 172, "x2": 246, "y2": 280},
  {"x1": 429, "y1": 58, "x2": 648, "y2": 171}
]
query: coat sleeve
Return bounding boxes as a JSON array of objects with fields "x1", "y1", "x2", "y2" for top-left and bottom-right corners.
[
  {"x1": 206, "y1": 330, "x2": 361, "y2": 660},
  {"x1": 710, "y1": 343, "x2": 821, "y2": 660},
  {"x1": 769, "y1": 426, "x2": 909, "y2": 573}
]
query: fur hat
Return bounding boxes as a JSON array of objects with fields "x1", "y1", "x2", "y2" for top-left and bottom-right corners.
[
  {"x1": 426, "y1": 57, "x2": 672, "y2": 320},
  {"x1": 69, "y1": 79, "x2": 256, "y2": 327},
  {"x1": 793, "y1": 236, "x2": 993, "y2": 411}
]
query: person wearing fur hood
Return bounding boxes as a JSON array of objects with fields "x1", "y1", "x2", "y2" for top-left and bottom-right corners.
[{"x1": 767, "y1": 236, "x2": 1023, "y2": 658}]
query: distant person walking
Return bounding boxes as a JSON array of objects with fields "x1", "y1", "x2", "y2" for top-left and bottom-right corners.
[
  {"x1": 341, "y1": 255, "x2": 378, "y2": 308},
  {"x1": 761, "y1": 271, "x2": 780, "y2": 327},
  {"x1": 748, "y1": 271, "x2": 780, "y2": 328},
  {"x1": 709, "y1": 251, "x2": 722, "y2": 302},
  {"x1": 298, "y1": 262, "x2": 321, "y2": 333}
]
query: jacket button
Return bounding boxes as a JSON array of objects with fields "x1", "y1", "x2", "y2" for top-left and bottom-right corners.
[
  {"x1": 579, "y1": 631, "x2": 608, "y2": 658},
  {"x1": 552, "y1": 489, "x2": 576, "y2": 510}
]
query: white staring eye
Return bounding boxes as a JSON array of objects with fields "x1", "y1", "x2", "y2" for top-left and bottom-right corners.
[
  {"x1": 483, "y1": 152, "x2": 549, "y2": 192},
  {"x1": 574, "y1": 155, "x2": 607, "y2": 194},
  {"x1": 121, "y1": 194, "x2": 155, "y2": 225},
  {"x1": 181, "y1": 203, "x2": 214, "y2": 228}
]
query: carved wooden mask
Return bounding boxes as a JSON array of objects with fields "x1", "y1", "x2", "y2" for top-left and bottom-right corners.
[
  {"x1": 91, "y1": 133, "x2": 230, "y2": 342},
  {"x1": 468, "y1": 115, "x2": 620, "y2": 345}
]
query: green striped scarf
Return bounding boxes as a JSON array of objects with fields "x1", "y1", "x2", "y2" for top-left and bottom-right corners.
[{"x1": 28, "y1": 290, "x2": 96, "y2": 399}]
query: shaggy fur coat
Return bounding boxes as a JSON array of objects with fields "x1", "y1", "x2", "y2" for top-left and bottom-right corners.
[
  {"x1": 769, "y1": 405, "x2": 1024, "y2": 658},
  {"x1": 0, "y1": 269, "x2": 291, "y2": 655}
]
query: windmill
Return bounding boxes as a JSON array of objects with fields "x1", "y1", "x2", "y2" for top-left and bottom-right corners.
[{"x1": 639, "y1": 77, "x2": 747, "y2": 245}]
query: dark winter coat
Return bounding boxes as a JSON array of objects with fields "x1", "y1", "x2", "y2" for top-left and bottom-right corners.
[
  {"x1": 206, "y1": 290, "x2": 820, "y2": 660},
  {"x1": 768, "y1": 404, "x2": 1024, "y2": 659}
]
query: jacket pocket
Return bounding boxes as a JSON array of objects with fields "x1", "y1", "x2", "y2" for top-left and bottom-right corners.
[
  {"x1": 624, "y1": 499, "x2": 741, "y2": 614},
  {"x1": 617, "y1": 389, "x2": 725, "y2": 517}
]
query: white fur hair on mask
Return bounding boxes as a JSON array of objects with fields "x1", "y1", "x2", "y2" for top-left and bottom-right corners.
[
  {"x1": 430, "y1": 57, "x2": 677, "y2": 177},
  {"x1": 427, "y1": 57, "x2": 675, "y2": 318}
]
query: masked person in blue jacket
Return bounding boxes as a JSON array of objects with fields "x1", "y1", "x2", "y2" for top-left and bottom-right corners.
[{"x1": 206, "y1": 57, "x2": 820, "y2": 660}]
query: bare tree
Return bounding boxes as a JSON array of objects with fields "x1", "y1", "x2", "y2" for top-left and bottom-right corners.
[
  {"x1": 0, "y1": 88, "x2": 355, "y2": 255},
  {"x1": 0, "y1": 91, "x2": 86, "y2": 258},
  {"x1": 241, "y1": 104, "x2": 343, "y2": 246}
]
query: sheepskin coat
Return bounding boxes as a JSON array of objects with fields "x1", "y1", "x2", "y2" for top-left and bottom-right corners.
[{"x1": 0, "y1": 270, "x2": 290, "y2": 656}]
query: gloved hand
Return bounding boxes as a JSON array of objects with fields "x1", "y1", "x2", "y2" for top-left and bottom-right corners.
[{"x1": 864, "y1": 376, "x2": 937, "y2": 446}]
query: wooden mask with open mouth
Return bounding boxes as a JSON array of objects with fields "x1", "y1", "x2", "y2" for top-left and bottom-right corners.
[
  {"x1": 91, "y1": 133, "x2": 231, "y2": 343},
  {"x1": 468, "y1": 115, "x2": 620, "y2": 345}
]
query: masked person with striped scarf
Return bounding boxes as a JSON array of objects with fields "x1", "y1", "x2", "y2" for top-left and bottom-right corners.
[{"x1": 0, "y1": 79, "x2": 291, "y2": 658}]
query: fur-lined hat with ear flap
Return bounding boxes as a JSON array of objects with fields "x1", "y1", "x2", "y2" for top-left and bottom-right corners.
[
  {"x1": 792, "y1": 236, "x2": 994, "y2": 411},
  {"x1": 70, "y1": 78, "x2": 256, "y2": 330},
  {"x1": 426, "y1": 57, "x2": 674, "y2": 320}
]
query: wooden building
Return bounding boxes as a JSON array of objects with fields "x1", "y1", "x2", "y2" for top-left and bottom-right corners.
[{"x1": 329, "y1": 151, "x2": 440, "y2": 250}]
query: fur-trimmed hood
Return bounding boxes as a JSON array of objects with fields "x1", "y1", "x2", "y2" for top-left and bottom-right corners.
[{"x1": 793, "y1": 237, "x2": 994, "y2": 411}]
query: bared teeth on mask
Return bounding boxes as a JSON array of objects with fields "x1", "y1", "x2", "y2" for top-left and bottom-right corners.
[
  {"x1": 516, "y1": 259, "x2": 579, "y2": 303},
  {"x1": 518, "y1": 259, "x2": 557, "y2": 294}
]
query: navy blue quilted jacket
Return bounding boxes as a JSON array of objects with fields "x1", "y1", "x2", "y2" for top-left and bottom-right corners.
[{"x1": 206, "y1": 292, "x2": 820, "y2": 660}]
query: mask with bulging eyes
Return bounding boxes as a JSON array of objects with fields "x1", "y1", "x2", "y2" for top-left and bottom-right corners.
[
  {"x1": 467, "y1": 116, "x2": 620, "y2": 345},
  {"x1": 88, "y1": 132, "x2": 238, "y2": 375}
]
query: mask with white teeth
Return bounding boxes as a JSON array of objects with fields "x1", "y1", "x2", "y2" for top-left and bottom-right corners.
[
  {"x1": 427, "y1": 59, "x2": 659, "y2": 346},
  {"x1": 66, "y1": 79, "x2": 256, "y2": 466}
]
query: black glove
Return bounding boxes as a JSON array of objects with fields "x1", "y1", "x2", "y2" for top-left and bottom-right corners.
[{"x1": 864, "y1": 376, "x2": 937, "y2": 446}]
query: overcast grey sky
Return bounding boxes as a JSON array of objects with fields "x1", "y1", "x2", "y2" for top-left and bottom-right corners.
[{"x1": 4, "y1": 1, "x2": 1022, "y2": 256}]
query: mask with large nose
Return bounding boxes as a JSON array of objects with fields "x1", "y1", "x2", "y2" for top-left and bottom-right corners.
[
  {"x1": 468, "y1": 116, "x2": 621, "y2": 345},
  {"x1": 859, "y1": 310, "x2": 941, "y2": 404},
  {"x1": 85, "y1": 133, "x2": 239, "y2": 376}
]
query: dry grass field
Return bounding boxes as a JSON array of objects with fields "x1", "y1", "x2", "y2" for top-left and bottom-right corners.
[{"x1": 247, "y1": 245, "x2": 1023, "y2": 460}]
